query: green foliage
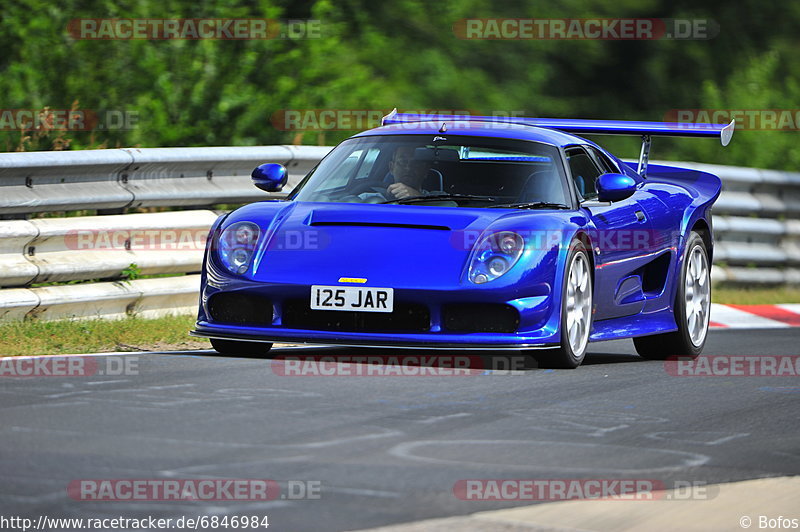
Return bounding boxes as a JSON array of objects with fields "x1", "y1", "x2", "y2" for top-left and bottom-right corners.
[
  {"x1": 674, "y1": 48, "x2": 800, "y2": 169},
  {"x1": 120, "y1": 263, "x2": 142, "y2": 282},
  {"x1": 1, "y1": 0, "x2": 798, "y2": 169}
]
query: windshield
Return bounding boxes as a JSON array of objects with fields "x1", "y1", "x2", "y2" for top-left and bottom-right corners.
[{"x1": 290, "y1": 134, "x2": 571, "y2": 208}]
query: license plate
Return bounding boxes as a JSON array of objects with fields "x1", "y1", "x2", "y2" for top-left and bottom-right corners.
[{"x1": 310, "y1": 285, "x2": 394, "y2": 313}]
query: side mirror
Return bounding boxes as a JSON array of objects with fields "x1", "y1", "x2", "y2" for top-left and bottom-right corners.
[
  {"x1": 597, "y1": 173, "x2": 637, "y2": 202},
  {"x1": 252, "y1": 163, "x2": 288, "y2": 192}
]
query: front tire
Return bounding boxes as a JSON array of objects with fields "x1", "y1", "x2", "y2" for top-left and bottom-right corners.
[
  {"x1": 537, "y1": 241, "x2": 593, "y2": 369},
  {"x1": 634, "y1": 231, "x2": 710, "y2": 360},
  {"x1": 210, "y1": 338, "x2": 273, "y2": 357}
]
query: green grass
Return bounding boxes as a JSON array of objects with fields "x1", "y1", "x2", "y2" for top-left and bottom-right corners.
[
  {"x1": 712, "y1": 286, "x2": 800, "y2": 305},
  {"x1": 0, "y1": 314, "x2": 209, "y2": 356}
]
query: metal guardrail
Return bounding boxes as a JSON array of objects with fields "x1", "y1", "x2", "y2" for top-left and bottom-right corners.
[
  {"x1": 673, "y1": 161, "x2": 800, "y2": 217},
  {"x1": 0, "y1": 276, "x2": 201, "y2": 322},
  {"x1": 0, "y1": 145, "x2": 331, "y2": 215},
  {"x1": 0, "y1": 210, "x2": 217, "y2": 287},
  {"x1": 0, "y1": 148, "x2": 796, "y2": 322},
  {"x1": 0, "y1": 146, "x2": 332, "y2": 322},
  {"x1": 647, "y1": 160, "x2": 800, "y2": 286}
]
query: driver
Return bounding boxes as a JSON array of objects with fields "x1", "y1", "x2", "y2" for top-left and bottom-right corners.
[
  {"x1": 386, "y1": 146, "x2": 427, "y2": 199},
  {"x1": 357, "y1": 146, "x2": 428, "y2": 202}
]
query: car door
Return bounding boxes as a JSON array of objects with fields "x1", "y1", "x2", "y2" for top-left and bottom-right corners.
[{"x1": 566, "y1": 146, "x2": 650, "y2": 320}]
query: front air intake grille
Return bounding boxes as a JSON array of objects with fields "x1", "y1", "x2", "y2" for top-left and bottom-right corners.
[
  {"x1": 208, "y1": 292, "x2": 273, "y2": 326},
  {"x1": 442, "y1": 303, "x2": 519, "y2": 333},
  {"x1": 282, "y1": 300, "x2": 430, "y2": 332}
]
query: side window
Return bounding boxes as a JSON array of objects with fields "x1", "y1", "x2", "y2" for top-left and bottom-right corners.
[
  {"x1": 354, "y1": 148, "x2": 380, "y2": 179},
  {"x1": 586, "y1": 146, "x2": 619, "y2": 174},
  {"x1": 321, "y1": 150, "x2": 363, "y2": 190},
  {"x1": 565, "y1": 147, "x2": 602, "y2": 200},
  {"x1": 318, "y1": 148, "x2": 379, "y2": 191}
]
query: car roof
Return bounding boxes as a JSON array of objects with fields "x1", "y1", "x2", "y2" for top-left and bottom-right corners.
[{"x1": 351, "y1": 120, "x2": 589, "y2": 148}]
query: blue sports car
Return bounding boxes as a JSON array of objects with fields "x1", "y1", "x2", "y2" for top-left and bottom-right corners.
[{"x1": 191, "y1": 111, "x2": 734, "y2": 368}]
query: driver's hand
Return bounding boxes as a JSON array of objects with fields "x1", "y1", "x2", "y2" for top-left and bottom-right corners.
[{"x1": 388, "y1": 183, "x2": 420, "y2": 199}]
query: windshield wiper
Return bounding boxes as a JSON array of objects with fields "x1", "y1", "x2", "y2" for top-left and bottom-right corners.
[
  {"x1": 380, "y1": 193, "x2": 496, "y2": 205},
  {"x1": 489, "y1": 201, "x2": 570, "y2": 210}
]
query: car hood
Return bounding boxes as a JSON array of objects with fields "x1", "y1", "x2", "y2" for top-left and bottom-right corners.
[{"x1": 240, "y1": 202, "x2": 539, "y2": 289}]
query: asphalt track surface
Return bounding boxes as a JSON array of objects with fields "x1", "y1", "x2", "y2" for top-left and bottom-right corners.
[{"x1": 1, "y1": 328, "x2": 798, "y2": 531}]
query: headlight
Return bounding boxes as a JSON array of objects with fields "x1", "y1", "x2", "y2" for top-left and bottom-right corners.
[
  {"x1": 468, "y1": 231, "x2": 524, "y2": 284},
  {"x1": 218, "y1": 222, "x2": 261, "y2": 275}
]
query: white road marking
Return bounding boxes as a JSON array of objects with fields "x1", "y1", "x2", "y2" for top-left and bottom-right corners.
[
  {"x1": 645, "y1": 431, "x2": 750, "y2": 446},
  {"x1": 416, "y1": 413, "x2": 472, "y2": 424},
  {"x1": 323, "y1": 486, "x2": 402, "y2": 498},
  {"x1": 388, "y1": 439, "x2": 709, "y2": 474},
  {"x1": 710, "y1": 304, "x2": 790, "y2": 328},
  {"x1": 777, "y1": 303, "x2": 800, "y2": 314},
  {"x1": 270, "y1": 429, "x2": 405, "y2": 449}
]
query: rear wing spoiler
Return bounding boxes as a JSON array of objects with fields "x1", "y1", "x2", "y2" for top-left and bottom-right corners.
[{"x1": 381, "y1": 110, "x2": 735, "y2": 176}]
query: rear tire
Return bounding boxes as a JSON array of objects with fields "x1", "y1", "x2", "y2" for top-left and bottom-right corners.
[
  {"x1": 536, "y1": 240, "x2": 593, "y2": 369},
  {"x1": 634, "y1": 231, "x2": 710, "y2": 360},
  {"x1": 210, "y1": 338, "x2": 273, "y2": 357}
]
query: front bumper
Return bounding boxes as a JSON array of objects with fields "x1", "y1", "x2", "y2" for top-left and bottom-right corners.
[
  {"x1": 194, "y1": 284, "x2": 563, "y2": 349},
  {"x1": 191, "y1": 322, "x2": 560, "y2": 350}
]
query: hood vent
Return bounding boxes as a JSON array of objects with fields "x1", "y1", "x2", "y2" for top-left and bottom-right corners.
[{"x1": 308, "y1": 221, "x2": 449, "y2": 231}]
